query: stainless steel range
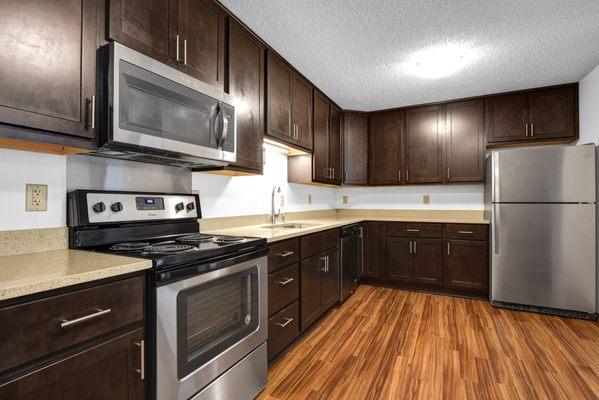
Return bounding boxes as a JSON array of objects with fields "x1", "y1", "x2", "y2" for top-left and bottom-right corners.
[{"x1": 68, "y1": 190, "x2": 268, "y2": 400}]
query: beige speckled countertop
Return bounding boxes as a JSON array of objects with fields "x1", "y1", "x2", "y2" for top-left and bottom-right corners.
[
  {"x1": 0, "y1": 250, "x2": 152, "y2": 302},
  {"x1": 203, "y1": 214, "x2": 489, "y2": 243}
]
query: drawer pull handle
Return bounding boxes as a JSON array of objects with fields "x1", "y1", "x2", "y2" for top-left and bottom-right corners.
[
  {"x1": 277, "y1": 277, "x2": 294, "y2": 285},
  {"x1": 276, "y1": 251, "x2": 295, "y2": 258},
  {"x1": 134, "y1": 340, "x2": 145, "y2": 380},
  {"x1": 276, "y1": 317, "x2": 294, "y2": 328},
  {"x1": 458, "y1": 231, "x2": 474, "y2": 234},
  {"x1": 60, "y1": 308, "x2": 111, "y2": 328},
  {"x1": 406, "y1": 229, "x2": 420, "y2": 232}
]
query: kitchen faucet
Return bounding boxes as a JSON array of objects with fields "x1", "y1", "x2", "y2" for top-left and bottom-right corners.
[{"x1": 271, "y1": 185, "x2": 281, "y2": 224}]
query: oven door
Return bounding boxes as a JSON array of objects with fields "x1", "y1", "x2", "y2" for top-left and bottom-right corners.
[
  {"x1": 107, "y1": 42, "x2": 236, "y2": 165},
  {"x1": 155, "y1": 254, "x2": 267, "y2": 400}
]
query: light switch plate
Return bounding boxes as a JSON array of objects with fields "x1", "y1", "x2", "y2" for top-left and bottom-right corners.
[
  {"x1": 343, "y1": 196, "x2": 349, "y2": 205},
  {"x1": 26, "y1": 184, "x2": 48, "y2": 211},
  {"x1": 308, "y1": 194, "x2": 312, "y2": 205},
  {"x1": 423, "y1": 195, "x2": 430, "y2": 205}
]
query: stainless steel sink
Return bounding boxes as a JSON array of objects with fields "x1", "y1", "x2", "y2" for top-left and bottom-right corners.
[{"x1": 260, "y1": 222, "x2": 320, "y2": 229}]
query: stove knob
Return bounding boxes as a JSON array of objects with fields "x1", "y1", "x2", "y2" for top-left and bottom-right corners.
[
  {"x1": 175, "y1": 202, "x2": 185, "y2": 213},
  {"x1": 186, "y1": 202, "x2": 195, "y2": 212},
  {"x1": 92, "y1": 202, "x2": 106, "y2": 213},
  {"x1": 111, "y1": 202, "x2": 123, "y2": 212}
]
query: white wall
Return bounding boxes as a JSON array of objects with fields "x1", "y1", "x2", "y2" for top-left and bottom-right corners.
[
  {"x1": 0, "y1": 149, "x2": 66, "y2": 231},
  {"x1": 579, "y1": 64, "x2": 599, "y2": 144}
]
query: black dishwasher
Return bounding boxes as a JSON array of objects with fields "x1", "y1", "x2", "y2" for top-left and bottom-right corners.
[{"x1": 340, "y1": 224, "x2": 362, "y2": 302}]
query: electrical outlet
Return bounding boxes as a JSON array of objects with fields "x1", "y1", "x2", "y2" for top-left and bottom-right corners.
[
  {"x1": 26, "y1": 184, "x2": 48, "y2": 211},
  {"x1": 343, "y1": 196, "x2": 349, "y2": 205},
  {"x1": 308, "y1": 194, "x2": 312, "y2": 205},
  {"x1": 423, "y1": 195, "x2": 430, "y2": 205}
]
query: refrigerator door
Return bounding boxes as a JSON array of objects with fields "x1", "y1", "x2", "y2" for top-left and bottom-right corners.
[
  {"x1": 491, "y1": 203, "x2": 596, "y2": 313},
  {"x1": 491, "y1": 144, "x2": 595, "y2": 203}
]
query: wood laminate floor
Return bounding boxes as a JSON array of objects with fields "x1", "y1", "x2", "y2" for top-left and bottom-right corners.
[{"x1": 258, "y1": 285, "x2": 599, "y2": 400}]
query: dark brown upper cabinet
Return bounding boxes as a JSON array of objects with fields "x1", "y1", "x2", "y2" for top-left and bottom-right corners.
[
  {"x1": 329, "y1": 104, "x2": 342, "y2": 185},
  {"x1": 486, "y1": 84, "x2": 578, "y2": 146},
  {"x1": 369, "y1": 110, "x2": 404, "y2": 185},
  {"x1": 342, "y1": 112, "x2": 369, "y2": 185},
  {"x1": 266, "y1": 51, "x2": 313, "y2": 151},
  {"x1": 445, "y1": 99, "x2": 485, "y2": 183},
  {"x1": 311, "y1": 90, "x2": 341, "y2": 185},
  {"x1": 225, "y1": 19, "x2": 265, "y2": 174},
  {"x1": 0, "y1": 0, "x2": 98, "y2": 142},
  {"x1": 109, "y1": 0, "x2": 226, "y2": 90},
  {"x1": 405, "y1": 105, "x2": 444, "y2": 184}
]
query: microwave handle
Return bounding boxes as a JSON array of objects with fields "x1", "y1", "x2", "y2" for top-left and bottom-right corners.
[{"x1": 217, "y1": 106, "x2": 229, "y2": 149}]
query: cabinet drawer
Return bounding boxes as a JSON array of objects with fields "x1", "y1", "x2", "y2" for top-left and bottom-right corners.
[
  {"x1": 268, "y1": 264, "x2": 299, "y2": 316},
  {"x1": 386, "y1": 222, "x2": 443, "y2": 238},
  {"x1": 0, "y1": 276, "x2": 144, "y2": 374},
  {"x1": 300, "y1": 229, "x2": 340, "y2": 259},
  {"x1": 268, "y1": 239, "x2": 299, "y2": 273},
  {"x1": 446, "y1": 224, "x2": 488, "y2": 241},
  {"x1": 268, "y1": 301, "x2": 299, "y2": 361}
]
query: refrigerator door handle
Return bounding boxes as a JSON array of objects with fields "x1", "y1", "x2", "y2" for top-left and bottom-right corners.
[
  {"x1": 492, "y1": 152, "x2": 500, "y2": 203},
  {"x1": 493, "y1": 204, "x2": 500, "y2": 254}
]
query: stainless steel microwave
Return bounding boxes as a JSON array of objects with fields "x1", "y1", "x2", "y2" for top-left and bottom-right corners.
[{"x1": 95, "y1": 42, "x2": 236, "y2": 168}]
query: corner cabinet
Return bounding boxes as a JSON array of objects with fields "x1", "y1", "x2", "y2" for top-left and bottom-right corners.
[
  {"x1": 342, "y1": 112, "x2": 369, "y2": 185},
  {"x1": 486, "y1": 84, "x2": 578, "y2": 146},
  {"x1": 369, "y1": 110, "x2": 404, "y2": 185},
  {"x1": 266, "y1": 51, "x2": 313, "y2": 151},
  {"x1": 0, "y1": 0, "x2": 98, "y2": 147}
]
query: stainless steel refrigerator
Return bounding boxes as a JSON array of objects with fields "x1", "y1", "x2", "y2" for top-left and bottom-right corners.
[{"x1": 485, "y1": 144, "x2": 597, "y2": 319}]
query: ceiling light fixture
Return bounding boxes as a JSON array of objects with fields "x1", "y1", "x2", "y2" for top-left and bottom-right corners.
[{"x1": 403, "y1": 43, "x2": 480, "y2": 79}]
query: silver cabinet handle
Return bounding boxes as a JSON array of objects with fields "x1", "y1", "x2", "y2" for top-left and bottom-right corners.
[
  {"x1": 319, "y1": 256, "x2": 327, "y2": 272},
  {"x1": 413, "y1": 241, "x2": 417, "y2": 254},
  {"x1": 60, "y1": 308, "x2": 111, "y2": 328},
  {"x1": 406, "y1": 169, "x2": 409, "y2": 182},
  {"x1": 296, "y1": 124, "x2": 299, "y2": 140},
  {"x1": 277, "y1": 277, "x2": 294, "y2": 285},
  {"x1": 331, "y1": 168, "x2": 335, "y2": 180},
  {"x1": 87, "y1": 94, "x2": 96, "y2": 130},
  {"x1": 276, "y1": 250, "x2": 294, "y2": 257},
  {"x1": 458, "y1": 230, "x2": 473, "y2": 234},
  {"x1": 406, "y1": 229, "x2": 420, "y2": 232},
  {"x1": 183, "y1": 39, "x2": 187, "y2": 65},
  {"x1": 531, "y1": 123, "x2": 534, "y2": 137},
  {"x1": 447, "y1": 167, "x2": 450, "y2": 180},
  {"x1": 134, "y1": 340, "x2": 145, "y2": 380},
  {"x1": 176, "y1": 34, "x2": 180, "y2": 62},
  {"x1": 409, "y1": 241, "x2": 413, "y2": 254},
  {"x1": 525, "y1": 123, "x2": 529, "y2": 137},
  {"x1": 398, "y1": 170, "x2": 401, "y2": 182},
  {"x1": 276, "y1": 317, "x2": 294, "y2": 328},
  {"x1": 447, "y1": 242, "x2": 450, "y2": 256}
]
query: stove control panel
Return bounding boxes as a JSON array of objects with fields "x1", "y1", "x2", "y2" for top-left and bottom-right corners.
[{"x1": 83, "y1": 192, "x2": 199, "y2": 224}]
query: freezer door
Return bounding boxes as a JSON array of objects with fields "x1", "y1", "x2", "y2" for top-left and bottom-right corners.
[
  {"x1": 491, "y1": 203, "x2": 596, "y2": 313},
  {"x1": 491, "y1": 144, "x2": 595, "y2": 203}
]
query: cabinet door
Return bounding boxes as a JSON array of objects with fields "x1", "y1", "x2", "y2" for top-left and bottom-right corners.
[
  {"x1": 445, "y1": 99, "x2": 485, "y2": 183},
  {"x1": 109, "y1": 0, "x2": 176, "y2": 65},
  {"x1": 412, "y1": 239, "x2": 443, "y2": 285},
  {"x1": 312, "y1": 90, "x2": 330, "y2": 183},
  {"x1": 266, "y1": 52, "x2": 292, "y2": 141},
  {"x1": 291, "y1": 73, "x2": 313, "y2": 149},
  {"x1": 363, "y1": 222, "x2": 385, "y2": 278},
  {"x1": 321, "y1": 247, "x2": 340, "y2": 310},
  {"x1": 0, "y1": 0, "x2": 97, "y2": 139},
  {"x1": 343, "y1": 112, "x2": 369, "y2": 185},
  {"x1": 329, "y1": 104, "x2": 342, "y2": 185},
  {"x1": 528, "y1": 86, "x2": 577, "y2": 140},
  {"x1": 405, "y1": 105, "x2": 444, "y2": 184},
  {"x1": 485, "y1": 93, "x2": 528, "y2": 143},
  {"x1": 0, "y1": 329, "x2": 144, "y2": 400},
  {"x1": 385, "y1": 236, "x2": 412, "y2": 282},
  {"x1": 445, "y1": 240, "x2": 488, "y2": 292},
  {"x1": 227, "y1": 20, "x2": 264, "y2": 173},
  {"x1": 300, "y1": 254, "x2": 324, "y2": 329},
  {"x1": 369, "y1": 110, "x2": 403, "y2": 185},
  {"x1": 178, "y1": 0, "x2": 226, "y2": 89}
]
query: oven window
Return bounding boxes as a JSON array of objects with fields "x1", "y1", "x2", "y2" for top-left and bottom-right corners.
[
  {"x1": 176, "y1": 267, "x2": 259, "y2": 379},
  {"x1": 118, "y1": 60, "x2": 234, "y2": 152}
]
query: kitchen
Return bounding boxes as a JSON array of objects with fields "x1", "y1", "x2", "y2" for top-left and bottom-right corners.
[{"x1": 0, "y1": 1, "x2": 598, "y2": 399}]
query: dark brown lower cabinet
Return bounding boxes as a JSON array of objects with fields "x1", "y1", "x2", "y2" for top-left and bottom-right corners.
[
  {"x1": 445, "y1": 239, "x2": 489, "y2": 293},
  {"x1": 363, "y1": 222, "x2": 385, "y2": 278},
  {"x1": 385, "y1": 236, "x2": 411, "y2": 281},
  {"x1": 0, "y1": 329, "x2": 144, "y2": 400},
  {"x1": 412, "y1": 239, "x2": 443, "y2": 285},
  {"x1": 267, "y1": 302, "x2": 299, "y2": 361}
]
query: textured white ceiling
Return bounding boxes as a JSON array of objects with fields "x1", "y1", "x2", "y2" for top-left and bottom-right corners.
[{"x1": 220, "y1": 0, "x2": 599, "y2": 111}]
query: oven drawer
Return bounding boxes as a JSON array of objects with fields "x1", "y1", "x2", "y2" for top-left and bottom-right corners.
[
  {"x1": 268, "y1": 239, "x2": 299, "y2": 273},
  {"x1": 386, "y1": 222, "x2": 443, "y2": 238},
  {"x1": 268, "y1": 264, "x2": 299, "y2": 316},
  {"x1": 445, "y1": 224, "x2": 488, "y2": 241},
  {"x1": 300, "y1": 229, "x2": 340, "y2": 259},
  {"x1": 267, "y1": 301, "x2": 299, "y2": 361},
  {"x1": 0, "y1": 276, "x2": 144, "y2": 374}
]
